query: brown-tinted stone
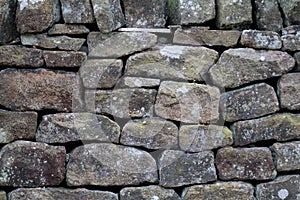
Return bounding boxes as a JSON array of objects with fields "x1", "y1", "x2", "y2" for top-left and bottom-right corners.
[
  {"x1": 241, "y1": 30, "x2": 282, "y2": 49},
  {"x1": 278, "y1": 73, "x2": 300, "y2": 110},
  {"x1": 118, "y1": 77, "x2": 160, "y2": 88},
  {"x1": 281, "y1": 34, "x2": 300, "y2": 51},
  {"x1": 43, "y1": 51, "x2": 87, "y2": 68},
  {"x1": 278, "y1": 0, "x2": 300, "y2": 25},
  {"x1": 0, "y1": 0, "x2": 17, "y2": 44},
  {"x1": 0, "y1": 141, "x2": 65, "y2": 187},
  {"x1": 48, "y1": 24, "x2": 90, "y2": 35},
  {"x1": 60, "y1": 0, "x2": 94, "y2": 23},
  {"x1": 216, "y1": 147, "x2": 277, "y2": 180},
  {"x1": 66, "y1": 143, "x2": 158, "y2": 186}
]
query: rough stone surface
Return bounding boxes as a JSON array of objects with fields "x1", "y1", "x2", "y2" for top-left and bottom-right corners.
[
  {"x1": 67, "y1": 143, "x2": 158, "y2": 186},
  {"x1": 0, "y1": 0, "x2": 17, "y2": 44},
  {"x1": 120, "y1": 117, "x2": 178, "y2": 150},
  {"x1": 159, "y1": 150, "x2": 216, "y2": 187},
  {"x1": 232, "y1": 113, "x2": 300, "y2": 146},
  {"x1": 216, "y1": 147, "x2": 277, "y2": 180},
  {"x1": 182, "y1": 182, "x2": 256, "y2": 200},
  {"x1": 120, "y1": 185, "x2": 180, "y2": 200},
  {"x1": 0, "y1": 191, "x2": 5, "y2": 200},
  {"x1": 43, "y1": 51, "x2": 87, "y2": 68},
  {"x1": 60, "y1": 0, "x2": 94, "y2": 23},
  {"x1": 88, "y1": 32, "x2": 157, "y2": 58},
  {"x1": 36, "y1": 113, "x2": 120, "y2": 143},
  {"x1": 179, "y1": 125, "x2": 233, "y2": 152},
  {"x1": 125, "y1": 45, "x2": 218, "y2": 81},
  {"x1": 118, "y1": 77, "x2": 160, "y2": 88},
  {"x1": 278, "y1": 73, "x2": 300, "y2": 110},
  {"x1": 0, "y1": 141, "x2": 65, "y2": 187},
  {"x1": 282, "y1": 25, "x2": 300, "y2": 35},
  {"x1": 278, "y1": 0, "x2": 300, "y2": 25},
  {"x1": 9, "y1": 188, "x2": 118, "y2": 200},
  {"x1": 48, "y1": 24, "x2": 90, "y2": 35},
  {"x1": 241, "y1": 30, "x2": 282, "y2": 49},
  {"x1": 256, "y1": 175, "x2": 300, "y2": 200},
  {"x1": 281, "y1": 34, "x2": 300, "y2": 51},
  {"x1": 155, "y1": 81, "x2": 220, "y2": 124},
  {"x1": 80, "y1": 59, "x2": 123, "y2": 89},
  {"x1": 209, "y1": 48, "x2": 295, "y2": 88}
]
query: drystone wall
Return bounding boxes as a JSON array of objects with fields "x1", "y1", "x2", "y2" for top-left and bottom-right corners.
[{"x1": 0, "y1": 0, "x2": 300, "y2": 199}]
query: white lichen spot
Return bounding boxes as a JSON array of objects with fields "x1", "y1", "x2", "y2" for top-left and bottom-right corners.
[
  {"x1": 278, "y1": 189, "x2": 289, "y2": 199},
  {"x1": 160, "y1": 46, "x2": 186, "y2": 59},
  {"x1": 151, "y1": 196, "x2": 159, "y2": 200},
  {"x1": 19, "y1": 0, "x2": 45, "y2": 10},
  {"x1": 260, "y1": 56, "x2": 266, "y2": 61}
]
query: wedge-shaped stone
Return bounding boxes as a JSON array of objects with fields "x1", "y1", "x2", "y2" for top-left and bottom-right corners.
[
  {"x1": 43, "y1": 51, "x2": 87, "y2": 68},
  {"x1": 241, "y1": 30, "x2": 282, "y2": 49},
  {"x1": 67, "y1": 143, "x2": 158, "y2": 186},
  {"x1": 60, "y1": 0, "x2": 94, "y2": 23},
  {"x1": 209, "y1": 48, "x2": 295, "y2": 88},
  {"x1": 278, "y1": 73, "x2": 300, "y2": 110},
  {"x1": 48, "y1": 24, "x2": 90, "y2": 35},
  {"x1": 278, "y1": 0, "x2": 300, "y2": 25},
  {"x1": 0, "y1": 0, "x2": 17, "y2": 44}
]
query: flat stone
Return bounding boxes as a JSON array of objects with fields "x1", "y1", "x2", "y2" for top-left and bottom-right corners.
[
  {"x1": 216, "y1": 147, "x2": 277, "y2": 180},
  {"x1": 43, "y1": 51, "x2": 87, "y2": 68},
  {"x1": 120, "y1": 117, "x2": 178, "y2": 150},
  {"x1": 256, "y1": 175, "x2": 300, "y2": 200},
  {"x1": 0, "y1": 110, "x2": 37, "y2": 143},
  {"x1": 278, "y1": 73, "x2": 300, "y2": 110},
  {"x1": 36, "y1": 113, "x2": 120, "y2": 143},
  {"x1": 118, "y1": 77, "x2": 160, "y2": 88},
  {"x1": 232, "y1": 113, "x2": 300, "y2": 146},
  {"x1": 21, "y1": 34, "x2": 85, "y2": 51},
  {"x1": 179, "y1": 125, "x2": 233, "y2": 152},
  {"x1": 48, "y1": 24, "x2": 90, "y2": 35},
  {"x1": 80, "y1": 59, "x2": 123, "y2": 89},
  {"x1": 282, "y1": 25, "x2": 300, "y2": 35},
  {"x1": 0, "y1": 45, "x2": 44, "y2": 67},
  {"x1": 88, "y1": 32, "x2": 157, "y2": 58},
  {"x1": 85, "y1": 88, "x2": 157, "y2": 118},
  {"x1": 278, "y1": 0, "x2": 300, "y2": 25},
  {"x1": 60, "y1": 0, "x2": 94, "y2": 23},
  {"x1": 209, "y1": 48, "x2": 295, "y2": 88},
  {"x1": 155, "y1": 81, "x2": 220, "y2": 124},
  {"x1": 295, "y1": 52, "x2": 300, "y2": 71},
  {"x1": 216, "y1": 0, "x2": 252, "y2": 29},
  {"x1": 0, "y1": 191, "x2": 5, "y2": 200},
  {"x1": 0, "y1": 0, "x2": 17, "y2": 44},
  {"x1": 281, "y1": 34, "x2": 300, "y2": 51},
  {"x1": 9, "y1": 188, "x2": 117, "y2": 200},
  {"x1": 159, "y1": 150, "x2": 216, "y2": 187},
  {"x1": 66, "y1": 143, "x2": 158, "y2": 186},
  {"x1": 241, "y1": 30, "x2": 282, "y2": 49},
  {"x1": 220, "y1": 83, "x2": 279, "y2": 122},
  {"x1": 182, "y1": 182, "x2": 256, "y2": 200},
  {"x1": 0, "y1": 141, "x2": 65, "y2": 187}
]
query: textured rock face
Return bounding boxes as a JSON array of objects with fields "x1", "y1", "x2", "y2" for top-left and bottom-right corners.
[
  {"x1": 278, "y1": 0, "x2": 300, "y2": 25},
  {"x1": 155, "y1": 81, "x2": 220, "y2": 124},
  {"x1": 0, "y1": 141, "x2": 65, "y2": 187},
  {"x1": 216, "y1": 147, "x2": 277, "y2": 180},
  {"x1": 60, "y1": 0, "x2": 94, "y2": 23},
  {"x1": 43, "y1": 51, "x2": 87, "y2": 68},
  {"x1": 0, "y1": 191, "x2": 5, "y2": 200},
  {"x1": 66, "y1": 143, "x2": 158, "y2": 186},
  {"x1": 209, "y1": 48, "x2": 295, "y2": 88},
  {"x1": 281, "y1": 34, "x2": 300, "y2": 51},
  {"x1": 159, "y1": 150, "x2": 216, "y2": 187},
  {"x1": 278, "y1": 73, "x2": 300, "y2": 110},
  {"x1": 0, "y1": 0, "x2": 17, "y2": 44},
  {"x1": 48, "y1": 24, "x2": 90, "y2": 35},
  {"x1": 182, "y1": 182, "x2": 256, "y2": 200},
  {"x1": 118, "y1": 77, "x2": 160, "y2": 88},
  {"x1": 241, "y1": 30, "x2": 282, "y2": 49}
]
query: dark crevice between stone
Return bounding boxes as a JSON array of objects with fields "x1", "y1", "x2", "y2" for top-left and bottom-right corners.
[
  {"x1": 276, "y1": 0, "x2": 288, "y2": 27},
  {"x1": 85, "y1": 23, "x2": 101, "y2": 32},
  {"x1": 0, "y1": 186, "x2": 15, "y2": 194},
  {"x1": 250, "y1": 0, "x2": 258, "y2": 30},
  {"x1": 37, "y1": 109, "x2": 63, "y2": 126}
]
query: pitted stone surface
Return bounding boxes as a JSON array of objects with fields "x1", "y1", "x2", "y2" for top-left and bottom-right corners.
[
  {"x1": 118, "y1": 77, "x2": 161, "y2": 88},
  {"x1": 43, "y1": 51, "x2": 87, "y2": 68},
  {"x1": 241, "y1": 30, "x2": 282, "y2": 49},
  {"x1": 60, "y1": 0, "x2": 94, "y2": 23},
  {"x1": 48, "y1": 24, "x2": 90, "y2": 35},
  {"x1": 278, "y1": 73, "x2": 300, "y2": 110}
]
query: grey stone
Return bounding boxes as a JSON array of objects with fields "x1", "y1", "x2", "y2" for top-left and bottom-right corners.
[
  {"x1": 0, "y1": 191, "x2": 5, "y2": 200},
  {"x1": 0, "y1": 141, "x2": 65, "y2": 187},
  {"x1": 216, "y1": 147, "x2": 277, "y2": 180},
  {"x1": 281, "y1": 34, "x2": 300, "y2": 51},
  {"x1": 60, "y1": 0, "x2": 94, "y2": 23},
  {"x1": 209, "y1": 48, "x2": 295, "y2": 88},
  {"x1": 295, "y1": 52, "x2": 300, "y2": 71},
  {"x1": 278, "y1": 73, "x2": 300, "y2": 110},
  {"x1": 282, "y1": 25, "x2": 300, "y2": 35},
  {"x1": 36, "y1": 113, "x2": 120, "y2": 143},
  {"x1": 159, "y1": 150, "x2": 216, "y2": 187},
  {"x1": 118, "y1": 77, "x2": 161, "y2": 88},
  {"x1": 278, "y1": 0, "x2": 300, "y2": 25},
  {"x1": 155, "y1": 81, "x2": 220, "y2": 124},
  {"x1": 241, "y1": 30, "x2": 282, "y2": 49},
  {"x1": 48, "y1": 24, "x2": 90, "y2": 35},
  {"x1": 43, "y1": 51, "x2": 87, "y2": 68},
  {"x1": 66, "y1": 143, "x2": 158, "y2": 186},
  {"x1": 0, "y1": 0, "x2": 17, "y2": 44}
]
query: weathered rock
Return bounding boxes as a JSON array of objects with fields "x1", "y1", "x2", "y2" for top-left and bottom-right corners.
[
  {"x1": 220, "y1": 83, "x2": 279, "y2": 122},
  {"x1": 36, "y1": 113, "x2": 120, "y2": 143},
  {"x1": 0, "y1": 0, "x2": 17, "y2": 44},
  {"x1": 295, "y1": 52, "x2": 300, "y2": 71},
  {"x1": 80, "y1": 59, "x2": 123, "y2": 89},
  {"x1": 0, "y1": 141, "x2": 65, "y2": 187},
  {"x1": 0, "y1": 191, "x2": 5, "y2": 200},
  {"x1": 173, "y1": 28, "x2": 241, "y2": 47},
  {"x1": 67, "y1": 143, "x2": 158, "y2": 186},
  {"x1": 281, "y1": 34, "x2": 300, "y2": 51},
  {"x1": 159, "y1": 150, "x2": 216, "y2": 187},
  {"x1": 278, "y1": 73, "x2": 300, "y2": 110},
  {"x1": 85, "y1": 88, "x2": 157, "y2": 118},
  {"x1": 216, "y1": 147, "x2": 277, "y2": 180},
  {"x1": 179, "y1": 125, "x2": 233, "y2": 152},
  {"x1": 118, "y1": 77, "x2": 160, "y2": 88},
  {"x1": 216, "y1": 0, "x2": 252, "y2": 29},
  {"x1": 43, "y1": 51, "x2": 86, "y2": 68},
  {"x1": 21, "y1": 34, "x2": 85, "y2": 51},
  {"x1": 120, "y1": 118, "x2": 178, "y2": 150},
  {"x1": 241, "y1": 30, "x2": 282, "y2": 49},
  {"x1": 256, "y1": 175, "x2": 300, "y2": 200},
  {"x1": 155, "y1": 81, "x2": 220, "y2": 124},
  {"x1": 48, "y1": 24, "x2": 90, "y2": 35},
  {"x1": 88, "y1": 32, "x2": 157, "y2": 58},
  {"x1": 60, "y1": 0, "x2": 94, "y2": 23},
  {"x1": 91, "y1": 0, "x2": 125, "y2": 32},
  {"x1": 232, "y1": 113, "x2": 300, "y2": 146},
  {"x1": 0, "y1": 45, "x2": 44, "y2": 67},
  {"x1": 282, "y1": 25, "x2": 300, "y2": 35},
  {"x1": 278, "y1": 0, "x2": 300, "y2": 25},
  {"x1": 125, "y1": 45, "x2": 218, "y2": 81},
  {"x1": 209, "y1": 48, "x2": 295, "y2": 88},
  {"x1": 120, "y1": 185, "x2": 180, "y2": 200},
  {"x1": 9, "y1": 188, "x2": 118, "y2": 200},
  {"x1": 182, "y1": 182, "x2": 256, "y2": 200}
]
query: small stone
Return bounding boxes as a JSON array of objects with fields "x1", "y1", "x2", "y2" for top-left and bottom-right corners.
[
  {"x1": 182, "y1": 181, "x2": 256, "y2": 200},
  {"x1": 43, "y1": 51, "x2": 87, "y2": 68},
  {"x1": 179, "y1": 125, "x2": 233, "y2": 152},
  {"x1": 155, "y1": 81, "x2": 220, "y2": 124},
  {"x1": 0, "y1": 141, "x2": 65, "y2": 187},
  {"x1": 66, "y1": 143, "x2": 158, "y2": 186},
  {"x1": 48, "y1": 24, "x2": 90, "y2": 35},
  {"x1": 118, "y1": 77, "x2": 160, "y2": 88},
  {"x1": 159, "y1": 150, "x2": 216, "y2": 187},
  {"x1": 278, "y1": 0, "x2": 300, "y2": 25},
  {"x1": 281, "y1": 34, "x2": 300, "y2": 51},
  {"x1": 241, "y1": 30, "x2": 282, "y2": 49},
  {"x1": 60, "y1": 0, "x2": 94, "y2": 23},
  {"x1": 0, "y1": 191, "x2": 5, "y2": 200},
  {"x1": 216, "y1": 147, "x2": 277, "y2": 180},
  {"x1": 0, "y1": 0, "x2": 17, "y2": 44},
  {"x1": 282, "y1": 25, "x2": 300, "y2": 35},
  {"x1": 295, "y1": 52, "x2": 300, "y2": 71},
  {"x1": 278, "y1": 73, "x2": 300, "y2": 110}
]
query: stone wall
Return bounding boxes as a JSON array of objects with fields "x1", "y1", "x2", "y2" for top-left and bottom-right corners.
[{"x1": 0, "y1": 0, "x2": 300, "y2": 199}]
